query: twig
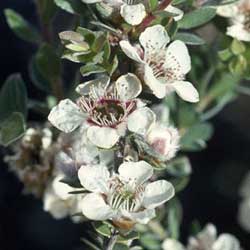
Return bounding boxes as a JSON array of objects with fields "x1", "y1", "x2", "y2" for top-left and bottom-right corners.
[{"x1": 104, "y1": 230, "x2": 118, "y2": 250}]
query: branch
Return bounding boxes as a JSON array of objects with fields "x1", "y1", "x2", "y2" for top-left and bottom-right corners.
[{"x1": 104, "y1": 231, "x2": 118, "y2": 250}]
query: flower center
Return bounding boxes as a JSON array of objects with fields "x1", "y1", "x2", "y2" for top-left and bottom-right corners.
[
  {"x1": 145, "y1": 50, "x2": 185, "y2": 83},
  {"x1": 77, "y1": 93, "x2": 135, "y2": 128},
  {"x1": 107, "y1": 177, "x2": 144, "y2": 212}
]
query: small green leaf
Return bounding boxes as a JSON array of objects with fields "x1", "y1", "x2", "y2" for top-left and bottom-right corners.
[
  {"x1": 181, "y1": 123, "x2": 213, "y2": 151},
  {"x1": 140, "y1": 233, "x2": 161, "y2": 250},
  {"x1": 218, "y1": 48, "x2": 233, "y2": 61},
  {"x1": 166, "y1": 157, "x2": 192, "y2": 177},
  {"x1": 167, "y1": 198, "x2": 182, "y2": 239},
  {"x1": 80, "y1": 64, "x2": 106, "y2": 76},
  {"x1": 4, "y1": 9, "x2": 40, "y2": 43},
  {"x1": 29, "y1": 57, "x2": 51, "y2": 92},
  {"x1": 174, "y1": 32, "x2": 205, "y2": 45},
  {"x1": 54, "y1": 0, "x2": 86, "y2": 14},
  {"x1": 0, "y1": 112, "x2": 26, "y2": 146},
  {"x1": 149, "y1": 0, "x2": 158, "y2": 11},
  {"x1": 231, "y1": 39, "x2": 246, "y2": 55},
  {"x1": 178, "y1": 7, "x2": 216, "y2": 29},
  {"x1": 0, "y1": 74, "x2": 28, "y2": 120},
  {"x1": 35, "y1": 43, "x2": 61, "y2": 83}
]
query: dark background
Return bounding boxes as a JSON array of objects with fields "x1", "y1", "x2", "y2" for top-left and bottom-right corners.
[{"x1": 0, "y1": 1, "x2": 250, "y2": 250}]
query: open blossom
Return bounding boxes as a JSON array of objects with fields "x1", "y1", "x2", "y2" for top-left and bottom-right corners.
[
  {"x1": 81, "y1": 0, "x2": 146, "y2": 25},
  {"x1": 48, "y1": 74, "x2": 155, "y2": 149},
  {"x1": 43, "y1": 174, "x2": 83, "y2": 222},
  {"x1": 217, "y1": 0, "x2": 250, "y2": 42},
  {"x1": 146, "y1": 124, "x2": 180, "y2": 161},
  {"x1": 162, "y1": 224, "x2": 241, "y2": 250},
  {"x1": 120, "y1": 25, "x2": 199, "y2": 102},
  {"x1": 78, "y1": 161, "x2": 174, "y2": 228}
]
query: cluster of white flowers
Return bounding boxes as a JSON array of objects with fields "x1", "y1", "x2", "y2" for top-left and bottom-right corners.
[
  {"x1": 217, "y1": 0, "x2": 250, "y2": 42},
  {"x1": 162, "y1": 224, "x2": 241, "y2": 250},
  {"x1": 46, "y1": 22, "x2": 196, "y2": 226}
]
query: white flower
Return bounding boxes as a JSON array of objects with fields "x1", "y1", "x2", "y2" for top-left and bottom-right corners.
[
  {"x1": 81, "y1": 0, "x2": 146, "y2": 25},
  {"x1": 78, "y1": 161, "x2": 175, "y2": 228},
  {"x1": 120, "y1": 25, "x2": 199, "y2": 102},
  {"x1": 146, "y1": 124, "x2": 180, "y2": 161},
  {"x1": 43, "y1": 174, "x2": 83, "y2": 222},
  {"x1": 162, "y1": 238, "x2": 186, "y2": 250},
  {"x1": 187, "y1": 224, "x2": 241, "y2": 250},
  {"x1": 48, "y1": 74, "x2": 156, "y2": 149},
  {"x1": 238, "y1": 171, "x2": 250, "y2": 232},
  {"x1": 217, "y1": 0, "x2": 250, "y2": 42}
]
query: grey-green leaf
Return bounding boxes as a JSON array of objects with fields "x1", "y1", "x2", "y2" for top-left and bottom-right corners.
[
  {"x1": 0, "y1": 112, "x2": 26, "y2": 146},
  {"x1": 178, "y1": 7, "x2": 216, "y2": 29},
  {"x1": 0, "y1": 74, "x2": 28, "y2": 120},
  {"x1": 174, "y1": 32, "x2": 205, "y2": 45},
  {"x1": 4, "y1": 9, "x2": 41, "y2": 43}
]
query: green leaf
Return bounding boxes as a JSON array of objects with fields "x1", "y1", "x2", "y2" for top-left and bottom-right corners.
[
  {"x1": 54, "y1": 0, "x2": 86, "y2": 14},
  {"x1": 76, "y1": 27, "x2": 96, "y2": 44},
  {"x1": 35, "y1": 43, "x2": 61, "y2": 83},
  {"x1": 140, "y1": 233, "x2": 161, "y2": 250},
  {"x1": 174, "y1": 32, "x2": 205, "y2": 45},
  {"x1": 29, "y1": 57, "x2": 51, "y2": 92},
  {"x1": 149, "y1": 0, "x2": 158, "y2": 11},
  {"x1": 166, "y1": 156, "x2": 192, "y2": 177},
  {"x1": 4, "y1": 9, "x2": 40, "y2": 43},
  {"x1": 80, "y1": 64, "x2": 106, "y2": 76},
  {"x1": 178, "y1": 7, "x2": 216, "y2": 29},
  {"x1": 0, "y1": 74, "x2": 28, "y2": 120},
  {"x1": 218, "y1": 48, "x2": 233, "y2": 61},
  {"x1": 181, "y1": 123, "x2": 213, "y2": 151},
  {"x1": 231, "y1": 39, "x2": 246, "y2": 55},
  {"x1": 0, "y1": 112, "x2": 26, "y2": 146},
  {"x1": 167, "y1": 198, "x2": 182, "y2": 239}
]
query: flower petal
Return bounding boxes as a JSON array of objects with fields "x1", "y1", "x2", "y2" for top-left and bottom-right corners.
[
  {"x1": 142, "y1": 180, "x2": 175, "y2": 209},
  {"x1": 139, "y1": 25, "x2": 170, "y2": 51},
  {"x1": 87, "y1": 126, "x2": 120, "y2": 149},
  {"x1": 121, "y1": 208, "x2": 156, "y2": 224},
  {"x1": 120, "y1": 3, "x2": 146, "y2": 26},
  {"x1": 52, "y1": 174, "x2": 76, "y2": 200},
  {"x1": 144, "y1": 64, "x2": 167, "y2": 99},
  {"x1": 162, "y1": 239, "x2": 185, "y2": 250},
  {"x1": 118, "y1": 161, "x2": 153, "y2": 186},
  {"x1": 81, "y1": 0, "x2": 102, "y2": 3},
  {"x1": 165, "y1": 5, "x2": 184, "y2": 21},
  {"x1": 43, "y1": 189, "x2": 70, "y2": 219},
  {"x1": 213, "y1": 234, "x2": 240, "y2": 250},
  {"x1": 227, "y1": 24, "x2": 250, "y2": 42},
  {"x1": 76, "y1": 76, "x2": 110, "y2": 96},
  {"x1": 116, "y1": 73, "x2": 142, "y2": 101},
  {"x1": 81, "y1": 193, "x2": 115, "y2": 220},
  {"x1": 216, "y1": 4, "x2": 238, "y2": 18},
  {"x1": 128, "y1": 107, "x2": 156, "y2": 135},
  {"x1": 119, "y1": 40, "x2": 144, "y2": 63},
  {"x1": 165, "y1": 40, "x2": 191, "y2": 74},
  {"x1": 78, "y1": 164, "x2": 110, "y2": 193},
  {"x1": 172, "y1": 81, "x2": 199, "y2": 103},
  {"x1": 48, "y1": 99, "x2": 85, "y2": 133}
]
